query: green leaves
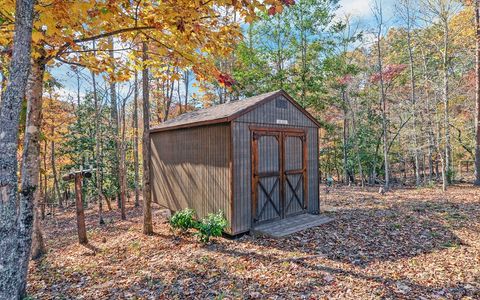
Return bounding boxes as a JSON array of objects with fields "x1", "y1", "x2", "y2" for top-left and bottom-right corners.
[
  {"x1": 168, "y1": 208, "x2": 227, "y2": 244},
  {"x1": 195, "y1": 211, "x2": 228, "y2": 244},
  {"x1": 169, "y1": 208, "x2": 196, "y2": 233}
]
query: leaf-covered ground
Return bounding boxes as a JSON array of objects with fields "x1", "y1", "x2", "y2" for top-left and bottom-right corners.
[{"x1": 27, "y1": 185, "x2": 480, "y2": 299}]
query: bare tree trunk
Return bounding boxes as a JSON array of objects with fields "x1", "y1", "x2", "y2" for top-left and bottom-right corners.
[
  {"x1": 443, "y1": 21, "x2": 452, "y2": 184},
  {"x1": 142, "y1": 42, "x2": 153, "y2": 235},
  {"x1": 350, "y1": 97, "x2": 364, "y2": 187},
  {"x1": 436, "y1": 103, "x2": 447, "y2": 192},
  {"x1": 119, "y1": 89, "x2": 127, "y2": 219},
  {"x1": 39, "y1": 155, "x2": 46, "y2": 220},
  {"x1": 43, "y1": 140, "x2": 48, "y2": 214},
  {"x1": 405, "y1": 4, "x2": 421, "y2": 186},
  {"x1": 184, "y1": 70, "x2": 190, "y2": 110},
  {"x1": 91, "y1": 49, "x2": 105, "y2": 223},
  {"x1": 74, "y1": 175, "x2": 88, "y2": 244},
  {"x1": 51, "y1": 128, "x2": 61, "y2": 207},
  {"x1": 475, "y1": 0, "x2": 480, "y2": 185},
  {"x1": 163, "y1": 69, "x2": 176, "y2": 122},
  {"x1": 341, "y1": 89, "x2": 349, "y2": 185},
  {"x1": 300, "y1": 12, "x2": 307, "y2": 107},
  {"x1": 105, "y1": 197, "x2": 112, "y2": 211},
  {"x1": 133, "y1": 71, "x2": 140, "y2": 207},
  {"x1": 0, "y1": 0, "x2": 35, "y2": 297},
  {"x1": 30, "y1": 201, "x2": 45, "y2": 260},
  {"x1": 26, "y1": 60, "x2": 47, "y2": 261},
  {"x1": 374, "y1": 1, "x2": 390, "y2": 190},
  {"x1": 108, "y1": 37, "x2": 126, "y2": 218},
  {"x1": 420, "y1": 50, "x2": 435, "y2": 183}
]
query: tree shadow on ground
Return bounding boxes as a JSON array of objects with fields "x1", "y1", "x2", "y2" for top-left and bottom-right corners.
[
  {"x1": 201, "y1": 240, "x2": 479, "y2": 299},
  {"x1": 220, "y1": 200, "x2": 478, "y2": 267},
  {"x1": 198, "y1": 199, "x2": 480, "y2": 298}
]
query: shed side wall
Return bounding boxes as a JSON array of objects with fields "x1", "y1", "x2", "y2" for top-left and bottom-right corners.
[
  {"x1": 232, "y1": 96, "x2": 319, "y2": 234},
  {"x1": 150, "y1": 123, "x2": 232, "y2": 232}
]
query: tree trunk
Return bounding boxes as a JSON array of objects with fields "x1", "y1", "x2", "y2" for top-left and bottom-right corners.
[
  {"x1": 350, "y1": 97, "x2": 364, "y2": 187},
  {"x1": 184, "y1": 70, "x2": 190, "y2": 110},
  {"x1": 74, "y1": 175, "x2": 88, "y2": 244},
  {"x1": 39, "y1": 155, "x2": 46, "y2": 220},
  {"x1": 342, "y1": 89, "x2": 349, "y2": 185},
  {"x1": 475, "y1": 0, "x2": 480, "y2": 185},
  {"x1": 43, "y1": 140, "x2": 48, "y2": 212},
  {"x1": 0, "y1": 0, "x2": 35, "y2": 297},
  {"x1": 133, "y1": 71, "x2": 140, "y2": 207},
  {"x1": 375, "y1": 9, "x2": 390, "y2": 190},
  {"x1": 421, "y1": 50, "x2": 435, "y2": 183},
  {"x1": 30, "y1": 202, "x2": 46, "y2": 260},
  {"x1": 25, "y1": 60, "x2": 47, "y2": 262},
  {"x1": 406, "y1": 11, "x2": 421, "y2": 186},
  {"x1": 108, "y1": 37, "x2": 126, "y2": 217},
  {"x1": 119, "y1": 90, "x2": 127, "y2": 220},
  {"x1": 142, "y1": 42, "x2": 153, "y2": 235},
  {"x1": 105, "y1": 197, "x2": 112, "y2": 211},
  {"x1": 91, "y1": 55, "x2": 105, "y2": 224},
  {"x1": 50, "y1": 129, "x2": 61, "y2": 207},
  {"x1": 443, "y1": 21, "x2": 452, "y2": 184}
]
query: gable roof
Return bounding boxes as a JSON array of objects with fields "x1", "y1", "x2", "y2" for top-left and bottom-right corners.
[{"x1": 150, "y1": 90, "x2": 320, "y2": 133}]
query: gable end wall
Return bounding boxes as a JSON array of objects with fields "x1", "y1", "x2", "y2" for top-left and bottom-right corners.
[{"x1": 232, "y1": 95, "x2": 319, "y2": 234}]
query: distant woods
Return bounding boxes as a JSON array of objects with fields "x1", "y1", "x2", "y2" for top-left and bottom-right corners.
[
  {"x1": 222, "y1": 0, "x2": 479, "y2": 190},
  {"x1": 0, "y1": 0, "x2": 479, "y2": 297},
  {"x1": 0, "y1": 1, "x2": 478, "y2": 223}
]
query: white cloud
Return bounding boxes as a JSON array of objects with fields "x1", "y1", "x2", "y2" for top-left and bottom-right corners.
[
  {"x1": 336, "y1": 0, "x2": 373, "y2": 18},
  {"x1": 55, "y1": 86, "x2": 84, "y2": 103}
]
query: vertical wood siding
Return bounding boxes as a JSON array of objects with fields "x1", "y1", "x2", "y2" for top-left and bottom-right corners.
[
  {"x1": 236, "y1": 95, "x2": 317, "y2": 127},
  {"x1": 284, "y1": 136, "x2": 304, "y2": 216},
  {"x1": 255, "y1": 135, "x2": 281, "y2": 224},
  {"x1": 150, "y1": 124, "x2": 232, "y2": 232},
  {"x1": 232, "y1": 95, "x2": 319, "y2": 234}
]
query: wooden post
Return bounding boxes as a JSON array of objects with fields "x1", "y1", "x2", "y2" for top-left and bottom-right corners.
[
  {"x1": 63, "y1": 168, "x2": 93, "y2": 245},
  {"x1": 74, "y1": 175, "x2": 88, "y2": 244}
]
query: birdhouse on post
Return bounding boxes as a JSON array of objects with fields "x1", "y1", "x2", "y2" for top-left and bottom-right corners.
[{"x1": 62, "y1": 166, "x2": 94, "y2": 245}]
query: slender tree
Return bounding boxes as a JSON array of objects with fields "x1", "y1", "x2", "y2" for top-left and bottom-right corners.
[
  {"x1": 133, "y1": 71, "x2": 140, "y2": 207},
  {"x1": 474, "y1": 0, "x2": 480, "y2": 185},
  {"x1": 0, "y1": 0, "x2": 36, "y2": 297},
  {"x1": 142, "y1": 41, "x2": 153, "y2": 235},
  {"x1": 92, "y1": 41, "x2": 105, "y2": 224},
  {"x1": 373, "y1": 0, "x2": 390, "y2": 190},
  {"x1": 399, "y1": 0, "x2": 422, "y2": 186},
  {"x1": 27, "y1": 57, "x2": 47, "y2": 261},
  {"x1": 108, "y1": 37, "x2": 126, "y2": 220}
]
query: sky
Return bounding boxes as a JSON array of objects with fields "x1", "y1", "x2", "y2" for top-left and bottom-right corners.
[
  {"x1": 336, "y1": 0, "x2": 395, "y2": 25},
  {"x1": 52, "y1": 0, "x2": 397, "y2": 102}
]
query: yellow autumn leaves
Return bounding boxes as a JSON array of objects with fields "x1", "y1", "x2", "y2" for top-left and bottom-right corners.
[{"x1": 0, "y1": 0, "x2": 289, "y2": 85}]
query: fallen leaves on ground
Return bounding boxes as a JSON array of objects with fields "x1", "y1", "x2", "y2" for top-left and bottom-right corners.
[{"x1": 27, "y1": 185, "x2": 480, "y2": 299}]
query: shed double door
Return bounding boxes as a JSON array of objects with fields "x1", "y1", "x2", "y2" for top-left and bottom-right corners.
[{"x1": 251, "y1": 128, "x2": 307, "y2": 225}]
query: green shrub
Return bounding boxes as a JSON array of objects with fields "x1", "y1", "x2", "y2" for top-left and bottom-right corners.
[
  {"x1": 169, "y1": 208, "x2": 196, "y2": 233},
  {"x1": 195, "y1": 211, "x2": 227, "y2": 244}
]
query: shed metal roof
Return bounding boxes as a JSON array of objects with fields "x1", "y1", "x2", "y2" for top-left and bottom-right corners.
[{"x1": 150, "y1": 90, "x2": 320, "y2": 132}]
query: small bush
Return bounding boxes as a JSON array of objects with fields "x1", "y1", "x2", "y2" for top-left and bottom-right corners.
[
  {"x1": 195, "y1": 211, "x2": 227, "y2": 244},
  {"x1": 169, "y1": 208, "x2": 196, "y2": 233}
]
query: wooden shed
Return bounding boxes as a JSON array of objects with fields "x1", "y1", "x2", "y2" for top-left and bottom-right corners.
[{"x1": 150, "y1": 90, "x2": 321, "y2": 235}]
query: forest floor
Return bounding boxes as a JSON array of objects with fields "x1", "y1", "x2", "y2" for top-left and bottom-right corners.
[{"x1": 27, "y1": 185, "x2": 480, "y2": 299}]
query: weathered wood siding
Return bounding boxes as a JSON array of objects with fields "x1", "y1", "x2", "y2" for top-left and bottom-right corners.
[
  {"x1": 284, "y1": 135, "x2": 305, "y2": 217},
  {"x1": 232, "y1": 95, "x2": 319, "y2": 234},
  {"x1": 150, "y1": 123, "x2": 232, "y2": 232},
  {"x1": 255, "y1": 135, "x2": 282, "y2": 224}
]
